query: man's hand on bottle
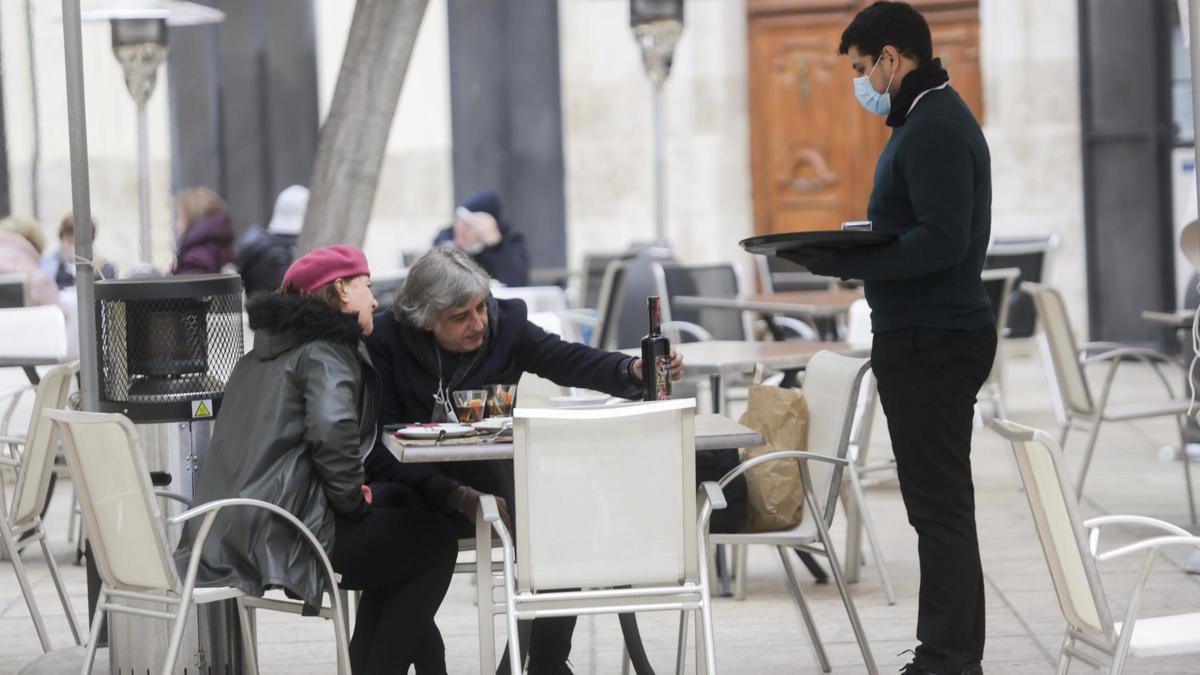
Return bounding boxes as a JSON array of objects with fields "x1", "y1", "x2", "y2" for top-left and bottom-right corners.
[
  {"x1": 448, "y1": 485, "x2": 512, "y2": 532},
  {"x1": 632, "y1": 351, "x2": 684, "y2": 381}
]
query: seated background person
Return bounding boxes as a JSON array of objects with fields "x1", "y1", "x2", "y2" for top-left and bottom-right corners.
[
  {"x1": 365, "y1": 247, "x2": 682, "y2": 674},
  {"x1": 234, "y1": 184, "x2": 306, "y2": 294},
  {"x1": 176, "y1": 245, "x2": 458, "y2": 675},
  {"x1": 433, "y1": 189, "x2": 530, "y2": 286},
  {"x1": 41, "y1": 213, "x2": 117, "y2": 288},
  {"x1": 0, "y1": 216, "x2": 59, "y2": 306}
]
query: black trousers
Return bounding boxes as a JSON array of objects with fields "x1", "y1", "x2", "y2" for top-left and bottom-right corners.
[
  {"x1": 872, "y1": 325, "x2": 996, "y2": 674},
  {"x1": 333, "y1": 501, "x2": 459, "y2": 675}
]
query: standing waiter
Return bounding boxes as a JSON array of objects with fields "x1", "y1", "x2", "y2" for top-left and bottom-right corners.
[{"x1": 791, "y1": 3, "x2": 995, "y2": 674}]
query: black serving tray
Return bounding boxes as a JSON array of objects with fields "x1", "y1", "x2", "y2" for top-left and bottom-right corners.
[{"x1": 739, "y1": 230, "x2": 897, "y2": 256}]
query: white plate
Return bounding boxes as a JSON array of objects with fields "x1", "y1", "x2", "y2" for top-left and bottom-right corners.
[
  {"x1": 549, "y1": 394, "x2": 611, "y2": 408},
  {"x1": 473, "y1": 417, "x2": 512, "y2": 431},
  {"x1": 395, "y1": 423, "x2": 476, "y2": 439}
]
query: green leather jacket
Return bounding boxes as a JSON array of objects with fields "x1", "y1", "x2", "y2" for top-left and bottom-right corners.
[{"x1": 175, "y1": 292, "x2": 379, "y2": 610}]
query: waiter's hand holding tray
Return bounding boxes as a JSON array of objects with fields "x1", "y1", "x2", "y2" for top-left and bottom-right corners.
[{"x1": 738, "y1": 228, "x2": 897, "y2": 267}]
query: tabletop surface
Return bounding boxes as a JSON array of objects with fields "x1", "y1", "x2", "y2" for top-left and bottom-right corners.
[
  {"x1": 383, "y1": 413, "x2": 764, "y2": 463},
  {"x1": 673, "y1": 288, "x2": 863, "y2": 316},
  {"x1": 0, "y1": 355, "x2": 69, "y2": 368},
  {"x1": 622, "y1": 340, "x2": 847, "y2": 374}
]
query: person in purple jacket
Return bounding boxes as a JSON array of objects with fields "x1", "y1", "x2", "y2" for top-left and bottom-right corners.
[{"x1": 172, "y1": 187, "x2": 234, "y2": 276}]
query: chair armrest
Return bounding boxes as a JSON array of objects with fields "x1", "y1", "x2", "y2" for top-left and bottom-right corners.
[
  {"x1": 1084, "y1": 515, "x2": 1193, "y2": 557},
  {"x1": 0, "y1": 455, "x2": 19, "y2": 468},
  {"x1": 766, "y1": 317, "x2": 819, "y2": 341},
  {"x1": 155, "y1": 490, "x2": 194, "y2": 509},
  {"x1": 717, "y1": 450, "x2": 849, "y2": 489},
  {"x1": 1093, "y1": 535, "x2": 1200, "y2": 563},
  {"x1": 662, "y1": 320, "x2": 713, "y2": 342},
  {"x1": 1081, "y1": 346, "x2": 1183, "y2": 368},
  {"x1": 478, "y1": 493, "x2": 503, "y2": 524},
  {"x1": 699, "y1": 481, "x2": 727, "y2": 511},
  {"x1": 0, "y1": 435, "x2": 25, "y2": 446}
]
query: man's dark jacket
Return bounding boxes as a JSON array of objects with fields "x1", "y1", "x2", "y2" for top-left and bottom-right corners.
[
  {"x1": 176, "y1": 292, "x2": 377, "y2": 609},
  {"x1": 365, "y1": 297, "x2": 641, "y2": 506}
]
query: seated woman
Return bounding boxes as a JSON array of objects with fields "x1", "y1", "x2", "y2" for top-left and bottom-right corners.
[{"x1": 175, "y1": 245, "x2": 458, "y2": 674}]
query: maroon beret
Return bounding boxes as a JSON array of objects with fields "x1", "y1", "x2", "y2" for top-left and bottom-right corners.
[{"x1": 281, "y1": 245, "x2": 370, "y2": 292}]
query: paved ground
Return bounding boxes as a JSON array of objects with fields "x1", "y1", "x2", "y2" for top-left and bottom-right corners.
[{"x1": 3, "y1": 347, "x2": 1199, "y2": 673}]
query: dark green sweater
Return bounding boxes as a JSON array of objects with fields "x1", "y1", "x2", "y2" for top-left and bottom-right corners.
[{"x1": 829, "y1": 86, "x2": 993, "y2": 333}]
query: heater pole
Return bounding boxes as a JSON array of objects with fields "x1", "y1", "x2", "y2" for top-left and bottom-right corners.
[{"x1": 62, "y1": 0, "x2": 98, "y2": 411}]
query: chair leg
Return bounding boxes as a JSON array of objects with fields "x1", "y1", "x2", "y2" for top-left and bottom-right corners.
[
  {"x1": 81, "y1": 589, "x2": 108, "y2": 675},
  {"x1": 846, "y1": 469, "x2": 897, "y2": 606},
  {"x1": 1055, "y1": 632, "x2": 1073, "y2": 675},
  {"x1": 813, "y1": 521, "x2": 879, "y2": 675},
  {"x1": 1075, "y1": 420, "x2": 1104, "y2": 498},
  {"x1": 1182, "y1": 439, "x2": 1198, "y2": 526},
  {"x1": 733, "y1": 544, "x2": 747, "y2": 600},
  {"x1": 161, "y1": 595, "x2": 194, "y2": 675},
  {"x1": 476, "y1": 519, "x2": 496, "y2": 675},
  {"x1": 2, "y1": 519, "x2": 52, "y2": 652},
  {"x1": 1058, "y1": 422, "x2": 1071, "y2": 450},
  {"x1": 67, "y1": 488, "x2": 78, "y2": 543},
  {"x1": 776, "y1": 546, "x2": 831, "y2": 673},
  {"x1": 39, "y1": 529, "x2": 83, "y2": 644},
  {"x1": 674, "y1": 610, "x2": 689, "y2": 675},
  {"x1": 235, "y1": 598, "x2": 261, "y2": 675}
]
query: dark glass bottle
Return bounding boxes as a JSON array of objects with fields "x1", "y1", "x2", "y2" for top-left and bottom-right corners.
[{"x1": 641, "y1": 296, "x2": 672, "y2": 401}]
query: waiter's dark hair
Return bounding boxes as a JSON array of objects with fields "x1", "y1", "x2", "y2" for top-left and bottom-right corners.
[{"x1": 837, "y1": 1, "x2": 933, "y2": 66}]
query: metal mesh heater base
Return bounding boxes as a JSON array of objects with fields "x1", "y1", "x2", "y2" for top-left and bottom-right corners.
[{"x1": 94, "y1": 274, "x2": 244, "y2": 423}]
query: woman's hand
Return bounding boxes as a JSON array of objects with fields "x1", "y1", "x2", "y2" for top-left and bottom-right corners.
[{"x1": 632, "y1": 351, "x2": 685, "y2": 382}]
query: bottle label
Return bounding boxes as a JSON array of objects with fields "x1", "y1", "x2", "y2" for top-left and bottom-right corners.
[{"x1": 654, "y1": 355, "x2": 672, "y2": 400}]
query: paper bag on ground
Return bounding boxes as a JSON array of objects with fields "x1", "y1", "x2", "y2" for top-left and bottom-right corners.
[{"x1": 738, "y1": 384, "x2": 809, "y2": 532}]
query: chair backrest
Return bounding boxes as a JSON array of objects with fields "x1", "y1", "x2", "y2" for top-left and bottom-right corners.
[
  {"x1": 845, "y1": 298, "x2": 873, "y2": 350},
  {"x1": 0, "y1": 305, "x2": 68, "y2": 362},
  {"x1": 654, "y1": 262, "x2": 748, "y2": 341},
  {"x1": 1023, "y1": 283, "x2": 1094, "y2": 416},
  {"x1": 44, "y1": 409, "x2": 181, "y2": 594},
  {"x1": 989, "y1": 418, "x2": 1114, "y2": 640},
  {"x1": 607, "y1": 248, "x2": 678, "y2": 350},
  {"x1": 985, "y1": 235, "x2": 1058, "y2": 339},
  {"x1": 594, "y1": 258, "x2": 629, "y2": 349},
  {"x1": 756, "y1": 255, "x2": 834, "y2": 294},
  {"x1": 9, "y1": 363, "x2": 78, "y2": 527},
  {"x1": 512, "y1": 399, "x2": 697, "y2": 592},
  {"x1": 0, "y1": 273, "x2": 29, "y2": 308},
  {"x1": 799, "y1": 352, "x2": 871, "y2": 530},
  {"x1": 981, "y1": 267, "x2": 1021, "y2": 330},
  {"x1": 580, "y1": 252, "x2": 629, "y2": 310}
]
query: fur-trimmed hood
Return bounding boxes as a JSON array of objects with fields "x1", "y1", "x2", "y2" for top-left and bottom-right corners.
[{"x1": 246, "y1": 292, "x2": 364, "y2": 358}]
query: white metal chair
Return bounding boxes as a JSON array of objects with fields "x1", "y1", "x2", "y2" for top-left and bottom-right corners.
[
  {"x1": 475, "y1": 398, "x2": 722, "y2": 675},
  {"x1": 44, "y1": 409, "x2": 352, "y2": 675},
  {"x1": 0, "y1": 363, "x2": 82, "y2": 652},
  {"x1": 990, "y1": 418, "x2": 1200, "y2": 673},
  {"x1": 708, "y1": 352, "x2": 879, "y2": 674},
  {"x1": 1024, "y1": 283, "x2": 1197, "y2": 524},
  {"x1": 979, "y1": 267, "x2": 1022, "y2": 421}
]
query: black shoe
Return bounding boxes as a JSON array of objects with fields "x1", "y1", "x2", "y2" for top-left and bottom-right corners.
[{"x1": 898, "y1": 656, "x2": 983, "y2": 675}]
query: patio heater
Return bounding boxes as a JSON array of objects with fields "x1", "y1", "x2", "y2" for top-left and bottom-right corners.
[
  {"x1": 81, "y1": 0, "x2": 225, "y2": 267},
  {"x1": 631, "y1": 0, "x2": 684, "y2": 247},
  {"x1": 91, "y1": 273, "x2": 247, "y2": 672}
]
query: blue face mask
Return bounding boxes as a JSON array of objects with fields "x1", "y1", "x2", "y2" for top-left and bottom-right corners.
[{"x1": 853, "y1": 54, "x2": 895, "y2": 116}]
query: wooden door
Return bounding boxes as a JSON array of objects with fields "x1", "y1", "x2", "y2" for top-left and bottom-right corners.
[{"x1": 748, "y1": 0, "x2": 982, "y2": 236}]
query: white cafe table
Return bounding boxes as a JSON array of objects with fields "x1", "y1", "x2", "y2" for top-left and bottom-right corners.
[
  {"x1": 382, "y1": 412, "x2": 764, "y2": 463},
  {"x1": 622, "y1": 339, "x2": 853, "y2": 414},
  {"x1": 382, "y1": 411, "x2": 764, "y2": 674}
]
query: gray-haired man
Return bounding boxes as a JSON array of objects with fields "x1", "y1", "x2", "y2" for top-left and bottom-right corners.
[{"x1": 364, "y1": 247, "x2": 681, "y2": 674}]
